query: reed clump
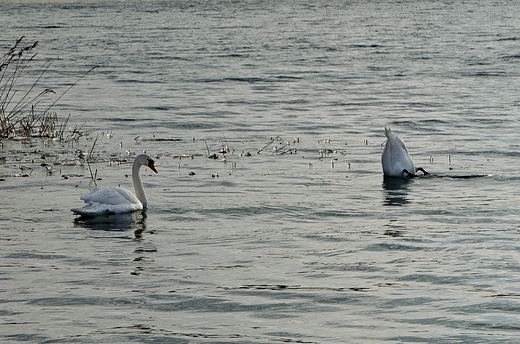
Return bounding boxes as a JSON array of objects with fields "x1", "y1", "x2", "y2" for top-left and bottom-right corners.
[{"x1": 0, "y1": 36, "x2": 95, "y2": 140}]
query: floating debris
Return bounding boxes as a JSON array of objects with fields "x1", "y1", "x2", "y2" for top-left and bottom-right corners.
[
  {"x1": 221, "y1": 134, "x2": 230, "y2": 153},
  {"x1": 18, "y1": 165, "x2": 33, "y2": 176},
  {"x1": 318, "y1": 139, "x2": 331, "y2": 144},
  {"x1": 257, "y1": 136, "x2": 280, "y2": 154},
  {"x1": 280, "y1": 148, "x2": 298, "y2": 155},
  {"x1": 172, "y1": 154, "x2": 195, "y2": 159},
  {"x1": 134, "y1": 135, "x2": 182, "y2": 142}
]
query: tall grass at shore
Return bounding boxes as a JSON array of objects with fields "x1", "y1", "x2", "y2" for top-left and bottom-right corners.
[{"x1": 0, "y1": 36, "x2": 95, "y2": 140}]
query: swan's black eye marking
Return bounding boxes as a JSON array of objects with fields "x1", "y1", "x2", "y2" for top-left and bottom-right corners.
[{"x1": 147, "y1": 158, "x2": 158, "y2": 173}]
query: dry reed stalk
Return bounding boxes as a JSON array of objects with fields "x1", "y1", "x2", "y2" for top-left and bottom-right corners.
[
  {"x1": 86, "y1": 134, "x2": 99, "y2": 185},
  {"x1": 0, "y1": 37, "x2": 96, "y2": 139}
]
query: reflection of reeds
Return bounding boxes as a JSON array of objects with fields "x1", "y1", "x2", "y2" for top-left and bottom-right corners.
[{"x1": 0, "y1": 36, "x2": 96, "y2": 139}]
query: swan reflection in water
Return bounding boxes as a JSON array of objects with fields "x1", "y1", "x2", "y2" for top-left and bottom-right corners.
[
  {"x1": 382, "y1": 177, "x2": 412, "y2": 206},
  {"x1": 73, "y1": 209, "x2": 147, "y2": 236}
]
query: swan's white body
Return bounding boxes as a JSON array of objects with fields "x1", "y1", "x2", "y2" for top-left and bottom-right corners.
[
  {"x1": 381, "y1": 127, "x2": 416, "y2": 178},
  {"x1": 72, "y1": 154, "x2": 157, "y2": 216}
]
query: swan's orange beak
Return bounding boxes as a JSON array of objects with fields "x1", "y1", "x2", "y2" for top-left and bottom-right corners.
[{"x1": 148, "y1": 161, "x2": 158, "y2": 173}]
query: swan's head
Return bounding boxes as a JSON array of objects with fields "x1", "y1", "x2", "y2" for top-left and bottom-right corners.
[
  {"x1": 147, "y1": 158, "x2": 158, "y2": 173},
  {"x1": 136, "y1": 154, "x2": 158, "y2": 173}
]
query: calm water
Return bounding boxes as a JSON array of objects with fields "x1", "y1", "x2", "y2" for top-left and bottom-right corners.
[{"x1": 2, "y1": 0, "x2": 520, "y2": 343}]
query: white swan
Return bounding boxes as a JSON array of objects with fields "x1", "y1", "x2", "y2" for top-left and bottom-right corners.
[
  {"x1": 382, "y1": 127, "x2": 428, "y2": 178},
  {"x1": 72, "y1": 154, "x2": 158, "y2": 216}
]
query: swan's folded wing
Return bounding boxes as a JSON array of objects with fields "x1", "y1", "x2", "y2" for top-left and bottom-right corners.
[
  {"x1": 72, "y1": 201, "x2": 142, "y2": 215},
  {"x1": 80, "y1": 186, "x2": 140, "y2": 205},
  {"x1": 72, "y1": 186, "x2": 143, "y2": 215}
]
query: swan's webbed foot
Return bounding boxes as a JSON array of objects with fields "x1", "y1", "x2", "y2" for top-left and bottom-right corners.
[
  {"x1": 403, "y1": 169, "x2": 416, "y2": 178},
  {"x1": 416, "y1": 167, "x2": 429, "y2": 175}
]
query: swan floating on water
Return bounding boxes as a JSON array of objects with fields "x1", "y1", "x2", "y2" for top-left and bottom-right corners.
[
  {"x1": 72, "y1": 154, "x2": 158, "y2": 216},
  {"x1": 381, "y1": 127, "x2": 428, "y2": 178}
]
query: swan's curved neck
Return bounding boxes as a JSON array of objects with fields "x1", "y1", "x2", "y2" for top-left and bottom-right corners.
[{"x1": 132, "y1": 159, "x2": 147, "y2": 208}]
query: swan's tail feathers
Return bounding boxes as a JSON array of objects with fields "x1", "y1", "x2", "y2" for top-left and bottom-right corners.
[
  {"x1": 384, "y1": 127, "x2": 394, "y2": 139},
  {"x1": 385, "y1": 127, "x2": 403, "y2": 142},
  {"x1": 384, "y1": 127, "x2": 410, "y2": 153}
]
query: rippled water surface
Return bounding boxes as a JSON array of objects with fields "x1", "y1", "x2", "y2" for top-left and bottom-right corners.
[{"x1": 2, "y1": 0, "x2": 520, "y2": 343}]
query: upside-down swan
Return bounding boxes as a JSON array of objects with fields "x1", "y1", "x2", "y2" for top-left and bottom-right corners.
[{"x1": 382, "y1": 127, "x2": 428, "y2": 178}]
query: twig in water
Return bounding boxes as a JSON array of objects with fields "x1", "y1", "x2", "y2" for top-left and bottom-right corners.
[
  {"x1": 86, "y1": 160, "x2": 97, "y2": 186},
  {"x1": 86, "y1": 134, "x2": 99, "y2": 186},
  {"x1": 87, "y1": 134, "x2": 98, "y2": 161},
  {"x1": 204, "y1": 140, "x2": 210, "y2": 156},
  {"x1": 204, "y1": 140, "x2": 218, "y2": 159},
  {"x1": 221, "y1": 134, "x2": 230, "y2": 153},
  {"x1": 18, "y1": 165, "x2": 33, "y2": 176},
  {"x1": 274, "y1": 141, "x2": 289, "y2": 154},
  {"x1": 258, "y1": 136, "x2": 280, "y2": 154}
]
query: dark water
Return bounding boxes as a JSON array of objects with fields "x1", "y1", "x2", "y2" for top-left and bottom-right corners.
[{"x1": 2, "y1": 0, "x2": 520, "y2": 343}]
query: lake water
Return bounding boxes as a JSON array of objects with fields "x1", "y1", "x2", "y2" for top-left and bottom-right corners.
[{"x1": 2, "y1": 0, "x2": 520, "y2": 343}]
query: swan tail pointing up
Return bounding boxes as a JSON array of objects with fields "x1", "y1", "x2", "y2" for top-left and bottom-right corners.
[{"x1": 382, "y1": 127, "x2": 416, "y2": 178}]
